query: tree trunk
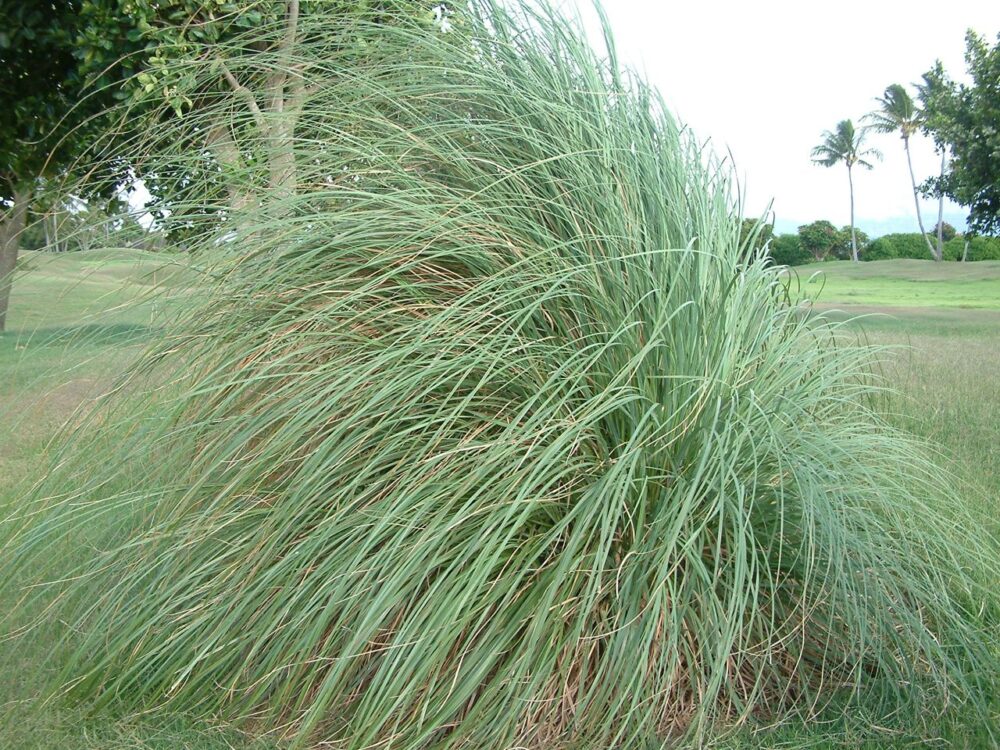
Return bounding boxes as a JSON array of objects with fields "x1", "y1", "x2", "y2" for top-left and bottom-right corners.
[
  {"x1": 962, "y1": 238, "x2": 970, "y2": 262},
  {"x1": 847, "y1": 165, "x2": 858, "y2": 262},
  {"x1": 205, "y1": 125, "x2": 256, "y2": 214},
  {"x1": 267, "y1": 119, "x2": 297, "y2": 200},
  {"x1": 0, "y1": 186, "x2": 33, "y2": 332},
  {"x1": 936, "y1": 150, "x2": 946, "y2": 260},
  {"x1": 266, "y1": 0, "x2": 300, "y2": 201},
  {"x1": 904, "y1": 136, "x2": 937, "y2": 260},
  {"x1": 217, "y1": 0, "x2": 302, "y2": 213},
  {"x1": 46, "y1": 211, "x2": 66, "y2": 252}
]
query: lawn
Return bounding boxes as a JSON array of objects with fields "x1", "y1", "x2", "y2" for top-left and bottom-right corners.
[
  {"x1": 791, "y1": 258, "x2": 1000, "y2": 309},
  {"x1": 0, "y1": 254, "x2": 996, "y2": 748},
  {"x1": 0, "y1": 251, "x2": 268, "y2": 750},
  {"x1": 786, "y1": 260, "x2": 1000, "y2": 528}
]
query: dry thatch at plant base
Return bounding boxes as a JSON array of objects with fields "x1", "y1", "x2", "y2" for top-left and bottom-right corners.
[{"x1": 3, "y1": 1, "x2": 997, "y2": 748}]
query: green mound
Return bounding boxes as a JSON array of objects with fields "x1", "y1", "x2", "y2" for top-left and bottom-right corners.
[{"x1": 4, "y1": 2, "x2": 996, "y2": 748}]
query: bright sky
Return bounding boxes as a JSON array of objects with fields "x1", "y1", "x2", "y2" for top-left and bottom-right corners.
[{"x1": 567, "y1": 0, "x2": 999, "y2": 235}]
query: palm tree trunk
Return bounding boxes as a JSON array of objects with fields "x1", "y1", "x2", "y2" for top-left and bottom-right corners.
[
  {"x1": 904, "y1": 136, "x2": 937, "y2": 260},
  {"x1": 847, "y1": 165, "x2": 858, "y2": 262}
]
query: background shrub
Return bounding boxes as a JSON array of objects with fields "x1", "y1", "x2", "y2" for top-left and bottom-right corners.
[
  {"x1": 932, "y1": 221, "x2": 958, "y2": 242},
  {"x1": 862, "y1": 236, "x2": 894, "y2": 260},
  {"x1": 769, "y1": 233, "x2": 812, "y2": 265},
  {"x1": 797, "y1": 219, "x2": 839, "y2": 260},
  {"x1": 862, "y1": 232, "x2": 935, "y2": 260},
  {"x1": 862, "y1": 232, "x2": 1000, "y2": 261},
  {"x1": 945, "y1": 234, "x2": 1000, "y2": 260},
  {"x1": 831, "y1": 225, "x2": 870, "y2": 259}
]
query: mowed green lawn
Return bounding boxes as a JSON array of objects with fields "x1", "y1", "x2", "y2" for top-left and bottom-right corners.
[
  {"x1": 0, "y1": 251, "x2": 269, "y2": 750},
  {"x1": 792, "y1": 258, "x2": 1000, "y2": 309},
  {"x1": 791, "y1": 260, "x2": 1000, "y2": 527},
  {"x1": 0, "y1": 253, "x2": 997, "y2": 748}
]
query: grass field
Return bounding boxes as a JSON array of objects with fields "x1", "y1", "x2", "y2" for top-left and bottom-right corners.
[
  {"x1": 1, "y1": 253, "x2": 997, "y2": 749},
  {"x1": 0, "y1": 251, "x2": 262, "y2": 750},
  {"x1": 791, "y1": 259, "x2": 1000, "y2": 309}
]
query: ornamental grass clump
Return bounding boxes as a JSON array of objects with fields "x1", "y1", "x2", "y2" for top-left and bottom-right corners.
[{"x1": 3, "y1": 1, "x2": 997, "y2": 747}]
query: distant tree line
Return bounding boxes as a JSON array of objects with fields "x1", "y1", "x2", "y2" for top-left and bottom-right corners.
[
  {"x1": 747, "y1": 218, "x2": 1000, "y2": 266},
  {"x1": 16, "y1": 194, "x2": 159, "y2": 253}
]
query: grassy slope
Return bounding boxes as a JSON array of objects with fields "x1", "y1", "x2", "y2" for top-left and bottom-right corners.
[
  {"x1": 832, "y1": 308, "x2": 999, "y2": 525},
  {"x1": 795, "y1": 260, "x2": 1000, "y2": 526},
  {"x1": 791, "y1": 260, "x2": 999, "y2": 527},
  {"x1": 723, "y1": 313, "x2": 1000, "y2": 749},
  {"x1": 0, "y1": 251, "x2": 182, "y2": 497},
  {"x1": 793, "y1": 259, "x2": 1000, "y2": 309},
  {"x1": 0, "y1": 255, "x2": 996, "y2": 748}
]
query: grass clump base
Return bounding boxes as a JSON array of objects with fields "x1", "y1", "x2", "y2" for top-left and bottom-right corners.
[{"x1": 3, "y1": 1, "x2": 997, "y2": 747}]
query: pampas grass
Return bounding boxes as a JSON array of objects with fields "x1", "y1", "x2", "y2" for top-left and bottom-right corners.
[{"x1": 3, "y1": 2, "x2": 996, "y2": 747}]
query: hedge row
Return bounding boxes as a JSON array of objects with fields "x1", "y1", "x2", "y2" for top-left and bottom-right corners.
[
  {"x1": 864, "y1": 233, "x2": 1000, "y2": 261},
  {"x1": 769, "y1": 232, "x2": 1000, "y2": 265}
]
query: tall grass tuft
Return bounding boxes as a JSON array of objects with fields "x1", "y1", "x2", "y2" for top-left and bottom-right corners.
[{"x1": 3, "y1": 1, "x2": 996, "y2": 747}]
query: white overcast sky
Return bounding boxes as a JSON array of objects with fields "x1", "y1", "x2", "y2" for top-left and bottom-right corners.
[{"x1": 565, "y1": 0, "x2": 999, "y2": 235}]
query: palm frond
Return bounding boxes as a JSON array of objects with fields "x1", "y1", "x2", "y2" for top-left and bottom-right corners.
[
  {"x1": 812, "y1": 119, "x2": 882, "y2": 169},
  {"x1": 866, "y1": 83, "x2": 921, "y2": 137}
]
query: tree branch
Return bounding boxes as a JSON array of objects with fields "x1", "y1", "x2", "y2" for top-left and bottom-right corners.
[
  {"x1": 285, "y1": 64, "x2": 311, "y2": 117},
  {"x1": 217, "y1": 56, "x2": 269, "y2": 134},
  {"x1": 205, "y1": 124, "x2": 255, "y2": 212},
  {"x1": 282, "y1": 0, "x2": 300, "y2": 57},
  {"x1": 269, "y1": 0, "x2": 301, "y2": 115},
  {"x1": 205, "y1": 124, "x2": 245, "y2": 169},
  {"x1": 1, "y1": 169, "x2": 23, "y2": 204}
]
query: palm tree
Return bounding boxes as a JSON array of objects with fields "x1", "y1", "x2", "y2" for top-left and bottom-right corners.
[
  {"x1": 812, "y1": 119, "x2": 881, "y2": 262},
  {"x1": 866, "y1": 84, "x2": 938, "y2": 260}
]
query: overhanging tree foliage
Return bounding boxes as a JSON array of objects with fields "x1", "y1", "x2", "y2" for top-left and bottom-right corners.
[
  {"x1": 77, "y1": 0, "x2": 441, "y2": 226},
  {"x1": 0, "y1": 0, "x2": 113, "y2": 331},
  {"x1": 920, "y1": 31, "x2": 1000, "y2": 236},
  {"x1": 2, "y1": 0, "x2": 445, "y2": 301}
]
